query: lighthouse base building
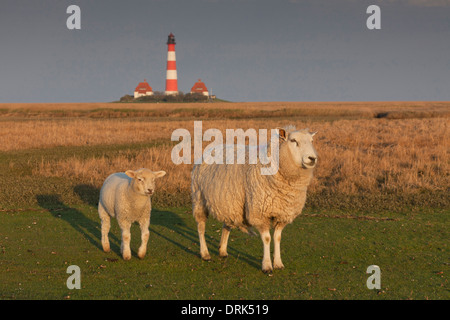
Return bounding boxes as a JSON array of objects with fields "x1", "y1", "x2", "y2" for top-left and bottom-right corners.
[
  {"x1": 190, "y1": 79, "x2": 209, "y2": 96},
  {"x1": 134, "y1": 80, "x2": 154, "y2": 98}
]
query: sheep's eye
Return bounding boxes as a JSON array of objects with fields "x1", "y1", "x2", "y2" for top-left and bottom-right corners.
[
  {"x1": 138, "y1": 178, "x2": 144, "y2": 182},
  {"x1": 290, "y1": 139, "x2": 299, "y2": 146}
]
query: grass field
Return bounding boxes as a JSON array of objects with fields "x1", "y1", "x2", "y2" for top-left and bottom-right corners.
[{"x1": 0, "y1": 102, "x2": 448, "y2": 300}]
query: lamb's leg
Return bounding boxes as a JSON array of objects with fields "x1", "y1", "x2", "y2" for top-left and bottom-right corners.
[
  {"x1": 98, "y1": 204, "x2": 111, "y2": 253},
  {"x1": 259, "y1": 228, "x2": 273, "y2": 273},
  {"x1": 273, "y1": 223, "x2": 286, "y2": 269},
  {"x1": 138, "y1": 218, "x2": 150, "y2": 259},
  {"x1": 119, "y1": 221, "x2": 132, "y2": 260},
  {"x1": 219, "y1": 224, "x2": 231, "y2": 257}
]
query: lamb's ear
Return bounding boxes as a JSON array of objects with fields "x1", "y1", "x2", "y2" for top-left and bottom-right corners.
[
  {"x1": 277, "y1": 127, "x2": 287, "y2": 141},
  {"x1": 125, "y1": 170, "x2": 136, "y2": 178},
  {"x1": 154, "y1": 171, "x2": 166, "y2": 179}
]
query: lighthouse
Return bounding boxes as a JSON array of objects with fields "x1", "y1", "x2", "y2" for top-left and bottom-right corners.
[{"x1": 165, "y1": 33, "x2": 178, "y2": 95}]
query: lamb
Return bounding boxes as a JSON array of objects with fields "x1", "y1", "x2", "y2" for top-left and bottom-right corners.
[
  {"x1": 191, "y1": 125, "x2": 317, "y2": 272},
  {"x1": 98, "y1": 168, "x2": 166, "y2": 260}
]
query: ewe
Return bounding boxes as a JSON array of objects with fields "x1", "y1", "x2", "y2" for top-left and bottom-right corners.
[
  {"x1": 98, "y1": 168, "x2": 166, "y2": 260},
  {"x1": 191, "y1": 126, "x2": 317, "y2": 272}
]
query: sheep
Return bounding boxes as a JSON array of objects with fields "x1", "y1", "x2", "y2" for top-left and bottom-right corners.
[
  {"x1": 98, "y1": 168, "x2": 166, "y2": 260},
  {"x1": 191, "y1": 125, "x2": 317, "y2": 272}
]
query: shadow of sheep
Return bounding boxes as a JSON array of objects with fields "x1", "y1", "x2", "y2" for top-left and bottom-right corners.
[{"x1": 36, "y1": 193, "x2": 108, "y2": 252}]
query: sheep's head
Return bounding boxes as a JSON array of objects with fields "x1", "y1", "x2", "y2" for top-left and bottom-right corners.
[
  {"x1": 125, "y1": 168, "x2": 166, "y2": 196},
  {"x1": 278, "y1": 126, "x2": 318, "y2": 169}
]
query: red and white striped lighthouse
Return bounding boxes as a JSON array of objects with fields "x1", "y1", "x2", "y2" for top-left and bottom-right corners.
[{"x1": 165, "y1": 33, "x2": 178, "y2": 95}]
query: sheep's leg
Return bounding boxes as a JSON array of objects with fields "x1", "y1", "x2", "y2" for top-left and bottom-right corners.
[
  {"x1": 119, "y1": 221, "x2": 132, "y2": 260},
  {"x1": 98, "y1": 205, "x2": 111, "y2": 253},
  {"x1": 259, "y1": 228, "x2": 273, "y2": 273},
  {"x1": 273, "y1": 223, "x2": 287, "y2": 269},
  {"x1": 193, "y1": 197, "x2": 211, "y2": 261},
  {"x1": 197, "y1": 220, "x2": 211, "y2": 260},
  {"x1": 138, "y1": 218, "x2": 150, "y2": 259},
  {"x1": 219, "y1": 224, "x2": 231, "y2": 257}
]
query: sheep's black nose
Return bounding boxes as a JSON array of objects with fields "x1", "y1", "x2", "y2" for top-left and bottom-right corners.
[{"x1": 308, "y1": 156, "x2": 317, "y2": 163}]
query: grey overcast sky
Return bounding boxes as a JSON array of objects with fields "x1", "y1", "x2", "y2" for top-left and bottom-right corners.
[{"x1": 0, "y1": 0, "x2": 449, "y2": 103}]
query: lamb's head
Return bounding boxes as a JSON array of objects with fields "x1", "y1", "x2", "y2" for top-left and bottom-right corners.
[
  {"x1": 278, "y1": 126, "x2": 318, "y2": 169},
  {"x1": 125, "y1": 168, "x2": 166, "y2": 196}
]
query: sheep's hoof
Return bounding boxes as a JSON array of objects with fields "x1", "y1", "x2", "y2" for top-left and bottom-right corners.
[
  {"x1": 138, "y1": 249, "x2": 147, "y2": 259},
  {"x1": 122, "y1": 253, "x2": 132, "y2": 261},
  {"x1": 201, "y1": 253, "x2": 211, "y2": 261},
  {"x1": 262, "y1": 260, "x2": 273, "y2": 273},
  {"x1": 219, "y1": 251, "x2": 228, "y2": 258},
  {"x1": 262, "y1": 267, "x2": 273, "y2": 274},
  {"x1": 102, "y1": 243, "x2": 110, "y2": 253},
  {"x1": 273, "y1": 262, "x2": 285, "y2": 270}
]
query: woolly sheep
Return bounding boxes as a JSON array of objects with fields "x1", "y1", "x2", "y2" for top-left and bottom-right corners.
[
  {"x1": 98, "y1": 168, "x2": 166, "y2": 260},
  {"x1": 191, "y1": 126, "x2": 317, "y2": 272}
]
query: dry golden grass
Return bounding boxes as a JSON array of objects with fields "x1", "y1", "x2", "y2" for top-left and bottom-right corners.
[
  {"x1": 1, "y1": 101, "x2": 449, "y2": 125},
  {"x1": 1, "y1": 101, "x2": 448, "y2": 206},
  {"x1": 1, "y1": 101, "x2": 449, "y2": 152},
  {"x1": 1, "y1": 101, "x2": 450, "y2": 112},
  {"x1": 0, "y1": 118, "x2": 298, "y2": 151},
  {"x1": 0, "y1": 119, "x2": 175, "y2": 151},
  {"x1": 32, "y1": 116, "x2": 449, "y2": 197},
  {"x1": 35, "y1": 145, "x2": 191, "y2": 197}
]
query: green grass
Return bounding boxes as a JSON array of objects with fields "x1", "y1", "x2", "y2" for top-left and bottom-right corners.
[{"x1": 1, "y1": 205, "x2": 448, "y2": 299}]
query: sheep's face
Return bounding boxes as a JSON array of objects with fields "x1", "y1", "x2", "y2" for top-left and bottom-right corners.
[
  {"x1": 125, "y1": 168, "x2": 167, "y2": 196},
  {"x1": 279, "y1": 128, "x2": 318, "y2": 169}
]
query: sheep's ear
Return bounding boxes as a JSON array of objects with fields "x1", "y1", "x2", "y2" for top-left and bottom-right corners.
[
  {"x1": 311, "y1": 131, "x2": 317, "y2": 137},
  {"x1": 125, "y1": 170, "x2": 136, "y2": 178},
  {"x1": 277, "y1": 127, "x2": 287, "y2": 141},
  {"x1": 154, "y1": 171, "x2": 166, "y2": 179}
]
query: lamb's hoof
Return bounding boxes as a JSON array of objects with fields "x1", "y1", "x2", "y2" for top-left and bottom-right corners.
[
  {"x1": 219, "y1": 252, "x2": 228, "y2": 258},
  {"x1": 273, "y1": 262, "x2": 285, "y2": 270}
]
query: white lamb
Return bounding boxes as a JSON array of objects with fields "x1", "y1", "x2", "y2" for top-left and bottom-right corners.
[
  {"x1": 191, "y1": 126, "x2": 317, "y2": 272},
  {"x1": 98, "y1": 168, "x2": 166, "y2": 260}
]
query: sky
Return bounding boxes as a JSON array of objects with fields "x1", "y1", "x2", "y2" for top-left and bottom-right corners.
[{"x1": 0, "y1": 0, "x2": 449, "y2": 103}]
